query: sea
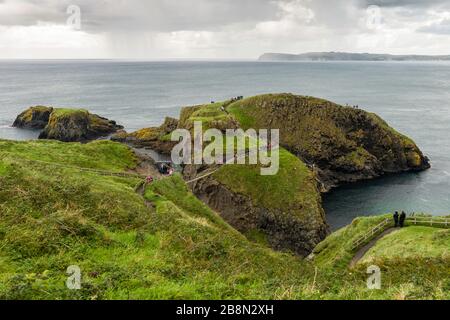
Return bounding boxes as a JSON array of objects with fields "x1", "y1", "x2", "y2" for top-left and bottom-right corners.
[{"x1": 1, "y1": 60, "x2": 449, "y2": 229}]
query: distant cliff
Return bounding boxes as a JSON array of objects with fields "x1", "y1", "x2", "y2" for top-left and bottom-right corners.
[{"x1": 259, "y1": 52, "x2": 450, "y2": 62}]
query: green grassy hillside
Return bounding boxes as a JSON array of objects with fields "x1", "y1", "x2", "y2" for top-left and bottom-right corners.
[
  {"x1": 312, "y1": 217, "x2": 449, "y2": 299},
  {"x1": 227, "y1": 94, "x2": 430, "y2": 190},
  {"x1": 360, "y1": 226, "x2": 449, "y2": 264},
  {"x1": 0, "y1": 139, "x2": 447, "y2": 300},
  {"x1": 0, "y1": 139, "x2": 317, "y2": 299}
]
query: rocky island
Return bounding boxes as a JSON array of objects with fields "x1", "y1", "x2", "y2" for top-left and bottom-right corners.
[
  {"x1": 13, "y1": 106, "x2": 123, "y2": 142},
  {"x1": 226, "y1": 94, "x2": 430, "y2": 191}
]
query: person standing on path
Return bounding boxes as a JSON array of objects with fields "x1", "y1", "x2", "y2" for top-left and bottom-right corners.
[
  {"x1": 393, "y1": 211, "x2": 399, "y2": 227},
  {"x1": 399, "y1": 211, "x2": 407, "y2": 228}
]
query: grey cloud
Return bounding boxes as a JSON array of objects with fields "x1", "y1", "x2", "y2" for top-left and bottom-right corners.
[
  {"x1": 418, "y1": 19, "x2": 450, "y2": 34},
  {"x1": 361, "y1": 0, "x2": 450, "y2": 8},
  {"x1": 0, "y1": 0, "x2": 279, "y2": 32},
  {"x1": 3, "y1": 0, "x2": 448, "y2": 34},
  {"x1": 0, "y1": 0, "x2": 68, "y2": 26},
  {"x1": 2, "y1": 0, "x2": 450, "y2": 60}
]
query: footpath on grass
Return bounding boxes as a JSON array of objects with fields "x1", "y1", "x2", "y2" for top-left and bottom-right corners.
[{"x1": 349, "y1": 216, "x2": 450, "y2": 268}]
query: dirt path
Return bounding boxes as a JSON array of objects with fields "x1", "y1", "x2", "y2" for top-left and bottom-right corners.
[{"x1": 349, "y1": 228, "x2": 399, "y2": 268}]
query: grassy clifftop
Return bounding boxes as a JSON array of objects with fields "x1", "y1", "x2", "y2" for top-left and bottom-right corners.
[
  {"x1": 228, "y1": 94, "x2": 430, "y2": 191},
  {"x1": 212, "y1": 148, "x2": 328, "y2": 255},
  {"x1": 0, "y1": 140, "x2": 447, "y2": 299}
]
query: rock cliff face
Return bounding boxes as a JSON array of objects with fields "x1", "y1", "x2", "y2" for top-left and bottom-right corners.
[
  {"x1": 183, "y1": 160, "x2": 329, "y2": 257},
  {"x1": 228, "y1": 94, "x2": 430, "y2": 191},
  {"x1": 13, "y1": 107, "x2": 123, "y2": 142},
  {"x1": 13, "y1": 106, "x2": 53, "y2": 129}
]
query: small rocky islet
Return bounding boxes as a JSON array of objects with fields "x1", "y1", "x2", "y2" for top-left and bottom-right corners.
[
  {"x1": 12, "y1": 93, "x2": 431, "y2": 256},
  {"x1": 13, "y1": 106, "x2": 123, "y2": 142}
]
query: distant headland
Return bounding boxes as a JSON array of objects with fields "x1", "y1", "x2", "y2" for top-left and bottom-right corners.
[{"x1": 258, "y1": 52, "x2": 450, "y2": 62}]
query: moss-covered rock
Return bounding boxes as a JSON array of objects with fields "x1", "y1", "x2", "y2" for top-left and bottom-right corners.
[
  {"x1": 228, "y1": 94, "x2": 430, "y2": 191},
  {"x1": 38, "y1": 108, "x2": 123, "y2": 142},
  {"x1": 14, "y1": 107, "x2": 123, "y2": 142},
  {"x1": 13, "y1": 106, "x2": 53, "y2": 129},
  {"x1": 178, "y1": 102, "x2": 239, "y2": 131},
  {"x1": 111, "y1": 117, "x2": 179, "y2": 154}
]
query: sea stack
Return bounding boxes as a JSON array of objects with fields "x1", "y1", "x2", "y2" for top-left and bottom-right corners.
[{"x1": 13, "y1": 106, "x2": 123, "y2": 142}]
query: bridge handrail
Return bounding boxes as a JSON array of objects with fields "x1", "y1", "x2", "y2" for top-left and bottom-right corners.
[{"x1": 351, "y1": 218, "x2": 391, "y2": 251}]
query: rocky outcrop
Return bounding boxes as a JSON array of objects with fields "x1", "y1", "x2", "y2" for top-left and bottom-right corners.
[
  {"x1": 228, "y1": 94, "x2": 430, "y2": 191},
  {"x1": 13, "y1": 106, "x2": 53, "y2": 129},
  {"x1": 168, "y1": 94, "x2": 430, "y2": 255},
  {"x1": 184, "y1": 164, "x2": 329, "y2": 257},
  {"x1": 111, "y1": 117, "x2": 179, "y2": 155},
  {"x1": 13, "y1": 107, "x2": 123, "y2": 142}
]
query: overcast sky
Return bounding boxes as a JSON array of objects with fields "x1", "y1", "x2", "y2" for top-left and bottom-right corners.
[{"x1": 1, "y1": 0, "x2": 450, "y2": 59}]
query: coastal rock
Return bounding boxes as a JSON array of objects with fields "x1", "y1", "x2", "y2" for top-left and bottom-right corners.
[
  {"x1": 38, "y1": 109, "x2": 123, "y2": 142},
  {"x1": 178, "y1": 103, "x2": 240, "y2": 132},
  {"x1": 184, "y1": 164, "x2": 329, "y2": 257},
  {"x1": 228, "y1": 94, "x2": 431, "y2": 191},
  {"x1": 14, "y1": 107, "x2": 123, "y2": 142},
  {"x1": 111, "y1": 117, "x2": 179, "y2": 154},
  {"x1": 12, "y1": 106, "x2": 53, "y2": 129}
]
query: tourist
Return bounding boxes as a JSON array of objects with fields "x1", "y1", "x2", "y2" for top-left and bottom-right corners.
[
  {"x1": 393, "y1": 211, "x2": 399, "y2": 227},
  {"x1": 399, "y1": 211, "x2": 407, "y2": 228}
]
